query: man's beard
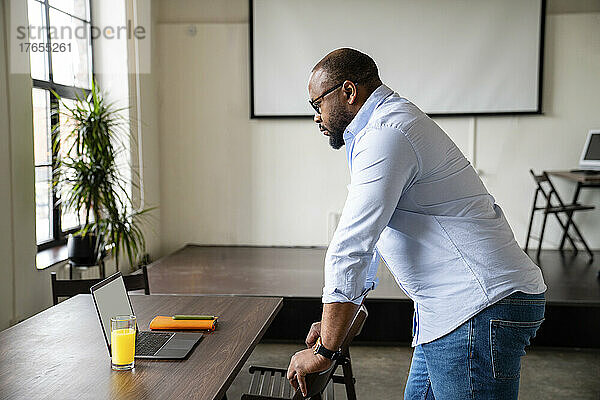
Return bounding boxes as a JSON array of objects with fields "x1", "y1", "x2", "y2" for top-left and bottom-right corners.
[
  {"x1": 325, "y1": 107, "x2": 354, "y2": 150},
  {"x1": 328, "y1": 128, "x2": 345, "y2": 150}
]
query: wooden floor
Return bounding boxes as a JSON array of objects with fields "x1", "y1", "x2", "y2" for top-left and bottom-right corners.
[
  {"x1": 147, "y1": 245, "x2": 599, "y2": 304},
  {"x1": 145, "y1": 245, "x2": 600, "y2": 347}
]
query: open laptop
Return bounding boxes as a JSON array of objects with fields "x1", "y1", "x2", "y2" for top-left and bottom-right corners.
[
  {"x1": 90, "y1": 272, "x2": 203, "y2": 359},
  {"x1": 572, "y1": 130, "x2": 600, "y2": 174}
]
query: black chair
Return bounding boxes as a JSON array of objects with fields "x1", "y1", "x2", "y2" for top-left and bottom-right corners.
[
  {"x1": 525, "y1": 170, "x2": 594, "y2": 261},
  {"x1": 51, "y1": 265, "x2": 150, "y2": 305},
  {"x1": 241, "y1": 305, "x2": 367, "y2": 400}
]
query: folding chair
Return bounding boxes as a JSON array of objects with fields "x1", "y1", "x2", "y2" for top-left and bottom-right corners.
[
  {"x1": 241, "y1": 305, "x2": 368, "y2": 400},
  {"x1": 525, "y1": 170, "x2": 594, "y2": 261},
  {"x1": 51, "y1": 265, "x2": 150, "y2": 305}
]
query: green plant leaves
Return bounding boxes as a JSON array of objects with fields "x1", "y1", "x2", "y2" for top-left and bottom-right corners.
[{"x1": 52, "y1": 80, "x2": 154, "y2": 272}]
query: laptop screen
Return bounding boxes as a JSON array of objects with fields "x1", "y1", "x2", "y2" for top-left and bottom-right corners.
[
  {"x1": 583, "y1": 133, "x2": 600, "y2": 161},
  {"x1": 91, "y1": 275, "x2": 134, "y2": 347}
]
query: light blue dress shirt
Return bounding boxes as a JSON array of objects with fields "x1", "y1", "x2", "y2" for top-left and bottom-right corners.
[{"x1": 322, "y1": 85, "x2": 547, "y2": 346}]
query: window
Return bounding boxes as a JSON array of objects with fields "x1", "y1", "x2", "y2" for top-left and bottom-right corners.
[{"x1": 29, "y1": 0, "x2": 93, "y2": 251}]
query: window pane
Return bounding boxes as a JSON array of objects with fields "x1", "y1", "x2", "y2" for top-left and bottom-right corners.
[
  {"x1": 61, "y1": 203, "x2": 92, "y2": 232},
  {"x1": 58, "y1": 98, "x2": 77, "y2": 159},
  {"x1": 57, "y1": 98, "x2": 86, "y2": 232},
  {"x1": 35, "y1": 166, "x2": 53, "y2": 244},
  {"x1": 32, "y1": 88, "x2": 51, "y2": 166},
  {"x1": 27, "y1": 0, "x2": 49, "y2": 80},
  {"x1": 49, "y1": 9, "x2": 91, "y2": 88},
  {"x1": 61, "y1": 207, "x2": 82, "y2": 231},
  {"x1": 49, "y1": 0, "x2": 89, "y2": 21},
  {"x1": 49, "y1": 9, "x2": 73, "y2": 86},
  {"x1": 72, "y1": 21, "x2": 92, "y2": 88}
]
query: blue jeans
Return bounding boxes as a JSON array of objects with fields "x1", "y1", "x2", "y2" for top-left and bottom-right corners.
[{"x1": 404, "y1": 291, "x2": 545, "y2": 400}]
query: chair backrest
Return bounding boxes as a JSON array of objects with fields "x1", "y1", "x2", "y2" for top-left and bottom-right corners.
[
  {"x1": 292, "y1": 305, "x2": 368, "y2": 400},
  {"x1": 340, "y1": 305, "x2": 368, "y2": 354},
  {"x1": 51, "y1": 265, "x2": 150, "y2": 305},
  {"x1": 529, "y1": 169, "x2": 567, "y2": 208}
]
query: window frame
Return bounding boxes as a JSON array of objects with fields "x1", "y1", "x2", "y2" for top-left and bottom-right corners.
[{"x1": 32, "y1": 0, "x2": 95, "y2": 252}]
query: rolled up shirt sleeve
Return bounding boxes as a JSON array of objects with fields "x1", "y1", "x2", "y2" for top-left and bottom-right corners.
[{"x1": 322, "y1": 127, "x2": 420, "y2": 305}]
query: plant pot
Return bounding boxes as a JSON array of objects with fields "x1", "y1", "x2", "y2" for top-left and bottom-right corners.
[{"x1": 67, "y1": 234, "x2": 98, "y2": 266}]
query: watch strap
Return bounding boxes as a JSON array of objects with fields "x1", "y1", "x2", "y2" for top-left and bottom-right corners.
[{"x1": 313, "y1": 337, "x2": 341, "y2": 360}]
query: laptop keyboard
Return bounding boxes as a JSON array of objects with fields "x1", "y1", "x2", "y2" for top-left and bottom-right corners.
[{"x1": 136, "y1": 331, "x2": 173, "y2": 356}]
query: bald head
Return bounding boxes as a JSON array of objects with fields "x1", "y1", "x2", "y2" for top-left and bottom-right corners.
[
  {"x1": 312, "y1": 48, "x2": 381, "y2": 90},
  {"x1": 308, "y1": 48, "x2": 383, "y2": 150}
]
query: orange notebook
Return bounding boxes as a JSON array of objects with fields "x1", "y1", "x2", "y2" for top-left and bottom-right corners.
[{"x1": 149, "y1": 316, "x2": 217, "y2": 331}]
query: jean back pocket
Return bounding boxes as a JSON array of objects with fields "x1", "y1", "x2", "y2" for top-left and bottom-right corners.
[{"x1": 490, "y1": 318, "x2": 544, "y2": 380}]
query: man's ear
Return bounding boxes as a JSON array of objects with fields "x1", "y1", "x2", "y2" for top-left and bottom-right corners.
[{"x1": 343, "y1": 80, "x2": 357, "y2": 105}]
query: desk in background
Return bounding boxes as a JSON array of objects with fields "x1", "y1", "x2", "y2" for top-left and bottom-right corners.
[
  {"x1": 546, "y1": 170, "x2": 600, "y2": 253},
  {"x1": 0, "y1": 294, "x2": 282, "y2": 400},
  {"x1": 546, "y1": 170, "x2": 600, "y2": 198}
]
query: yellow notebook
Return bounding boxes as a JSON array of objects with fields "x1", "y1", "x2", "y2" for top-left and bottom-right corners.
[{"x1": 149, "y1": 316, "x2": 217, "y2": 331}]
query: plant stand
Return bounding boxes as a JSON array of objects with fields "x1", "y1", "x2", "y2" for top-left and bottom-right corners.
[{"x1": 68, "y1": 259, "x2": 106, "y2": 280}]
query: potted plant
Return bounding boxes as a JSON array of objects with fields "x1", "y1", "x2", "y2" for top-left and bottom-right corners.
[{"x1": 52, "y1": 81, "x2": 154, "y2": 273}]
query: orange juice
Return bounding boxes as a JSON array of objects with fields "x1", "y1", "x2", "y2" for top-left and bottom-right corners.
[{"x1": 111, "y1": 328, "x2": 136, "y2": 367}]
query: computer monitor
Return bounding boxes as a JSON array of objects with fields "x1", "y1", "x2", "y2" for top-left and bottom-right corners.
[{"x1": 579, "y1": 130, "x2": 600, "y2": 171}]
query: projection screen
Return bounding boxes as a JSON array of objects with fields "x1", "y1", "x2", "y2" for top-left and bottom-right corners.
[{"x1": 250, "y1": 0, "x2": 544, "y2": 117}]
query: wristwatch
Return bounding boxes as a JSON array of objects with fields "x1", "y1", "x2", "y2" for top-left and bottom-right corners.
[{"x1": 312, "y1": 337, "x2": 342, "y2": 361}]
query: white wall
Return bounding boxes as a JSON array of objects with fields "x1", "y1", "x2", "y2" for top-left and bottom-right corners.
[
  {"x1": 129, "y1": 0, "x2": 162, "y2": 262},
  {"x1": 155, "y1": 1, "x2": 600, "y2": 256},
  {"x1": 0, "y1": 0, "x2": 16, "y2": 329},
  {"x1": 157, "y1": 23, "x2": 349, "y2": 253},
  {"x1": 0, "y1": 0, "x2": 51, "y2": 329}
]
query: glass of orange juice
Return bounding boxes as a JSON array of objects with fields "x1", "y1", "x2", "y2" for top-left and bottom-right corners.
[{"x1": 110, "y1": 315, "x2": 136, "y2": 370}]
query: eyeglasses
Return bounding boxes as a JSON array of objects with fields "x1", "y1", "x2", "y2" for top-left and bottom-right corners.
[{"x1": 309, "y1": 81, "x2": 356, "y2": 114}]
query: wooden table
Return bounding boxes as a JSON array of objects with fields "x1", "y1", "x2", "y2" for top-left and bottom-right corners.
[
  {"x1": 546, "y1": 170, "x2": 600, "y2": 187},
  {"x1": 0, "y1": 294, "x2": 282, "y2": 400}
]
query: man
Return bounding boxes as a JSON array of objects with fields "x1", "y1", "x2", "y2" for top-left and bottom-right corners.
[{"x1": 286, "y1": 48, "x2": 546, "y2": 399}]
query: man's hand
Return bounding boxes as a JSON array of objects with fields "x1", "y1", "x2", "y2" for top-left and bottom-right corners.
[
  {"x1": 305, "y1": 321, "x2": 321, "y2": 348},
  {"x1": 286, "y1": 348, "x2": 332, "y2": 397}
]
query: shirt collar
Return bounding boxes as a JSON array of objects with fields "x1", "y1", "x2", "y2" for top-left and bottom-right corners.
[{"x1": 343, "y1": 84, "x2": 394, "y2": 140}]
